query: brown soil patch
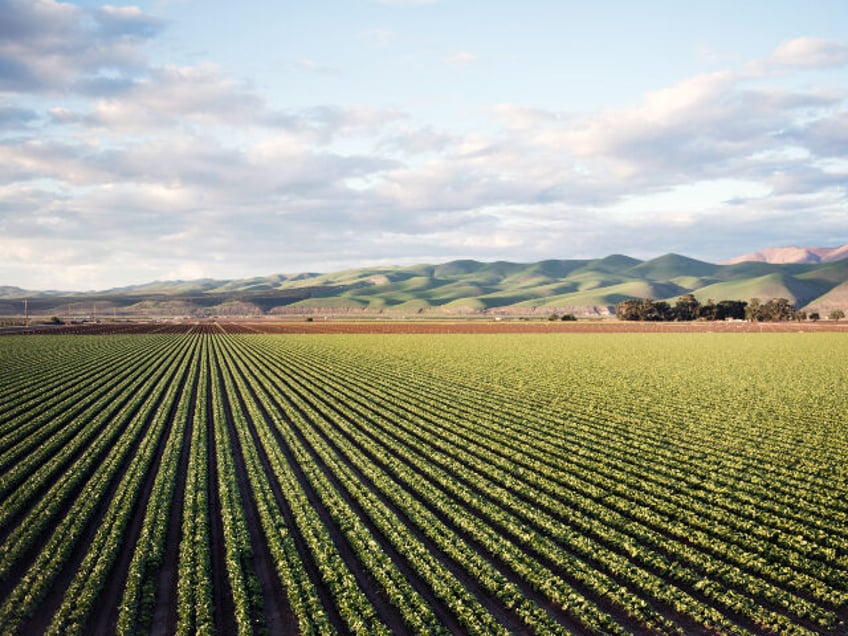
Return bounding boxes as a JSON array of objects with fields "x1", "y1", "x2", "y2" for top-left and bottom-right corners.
[
  {"x1": 238, "y1": 320, "x2": 848, "y2": 335},
  {"x1": 6, "y1": 319, "x2": 848, "y2": 336}
]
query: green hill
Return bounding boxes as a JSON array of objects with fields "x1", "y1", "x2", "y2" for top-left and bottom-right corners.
[
  {"x1": 692, "y1": 272, "x2": 829, "y2": 307},
  {"x1": 4, "y1": 252, "x2": 847, "y2": 319},
  {"x1": 628, "y1": 253, "x2": 719, "y2": 280}
]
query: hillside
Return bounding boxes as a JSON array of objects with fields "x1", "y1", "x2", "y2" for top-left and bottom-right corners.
[
  {"x1": 2, "y1": 252, "x2": 847, "y2": 319},
  {"x1": 721, "y1": 243, "x2": 848, "y2": 265}
]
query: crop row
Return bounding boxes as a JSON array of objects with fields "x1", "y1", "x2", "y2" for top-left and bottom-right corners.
[{"x1": 0, "y1": 333, "x2": 845, "y2": 634}]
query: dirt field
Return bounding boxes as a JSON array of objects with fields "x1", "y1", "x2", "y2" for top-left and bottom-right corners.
[
  {"x1": 241, "y1": 320, "x2": 848, "y2": 334},
  {"x1": 4, "y1": 318, "x2": 848, "y2": 336}
]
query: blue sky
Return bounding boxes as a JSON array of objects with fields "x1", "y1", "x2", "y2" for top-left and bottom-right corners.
[{"x1": 2, "y1": 0, "x2": 847, "y2": 290}]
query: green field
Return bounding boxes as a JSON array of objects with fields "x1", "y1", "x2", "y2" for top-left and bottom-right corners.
[{"x1": 0, "y1": 333, "x2": 846, "y2": 634}]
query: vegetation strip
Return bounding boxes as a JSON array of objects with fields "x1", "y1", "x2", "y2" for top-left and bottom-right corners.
[{"x1": 0, "y1": 332, "x2": 845, "y2": 635}]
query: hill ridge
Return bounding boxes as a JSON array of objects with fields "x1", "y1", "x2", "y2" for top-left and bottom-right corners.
[
  {"x1": 721, "y1": 243, "x2": 848, "y2": 265},
  {"x1": 2, "y1": 249, "x2": 847, "y2": 318}
]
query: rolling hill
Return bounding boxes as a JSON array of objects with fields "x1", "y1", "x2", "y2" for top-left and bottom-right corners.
[
  {"x1": 721, "y1": 243, "x2": 848, "y2": 265},
  {"x1": 2, "y1": 250, "x2": 847, "y2": 319}
]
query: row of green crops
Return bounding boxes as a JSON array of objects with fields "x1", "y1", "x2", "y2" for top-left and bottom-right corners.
[{"x1": 0, "y1": 332, "x2": 846, "y2": 634}]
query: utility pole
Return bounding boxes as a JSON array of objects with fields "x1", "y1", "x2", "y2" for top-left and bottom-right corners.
[{"x1": 23, "y1": 298, "x2": 28, "y2": 327}]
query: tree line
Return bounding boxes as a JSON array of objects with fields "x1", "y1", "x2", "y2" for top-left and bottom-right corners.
[{"x1": 615, "y1": 294, "x2": 845, "y2": 322}]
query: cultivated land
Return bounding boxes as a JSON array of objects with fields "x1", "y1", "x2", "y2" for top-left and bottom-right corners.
[
  {"x1": 4, "y1": 317, "x2": 848, "y2": 336},
  {"x1": 0, "y1": 331, "x2": 846, "y2": 634}
]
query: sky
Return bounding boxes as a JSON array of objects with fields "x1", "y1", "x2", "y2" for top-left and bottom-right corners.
[{"x1": 2, "y1": 0, "x2": 847, "y2": 290}]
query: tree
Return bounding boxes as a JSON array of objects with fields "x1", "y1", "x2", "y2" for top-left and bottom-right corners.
[
  {"x1": 615, "y1": 299, "x2": 643, "y2": 321},
  {"x1": 715, "y1": 300, "x2": 747, "y2": 321},
  {"x1": 699, "y1": 299, "x2": 718, "y2": 321},
  {"x1": 745, "y1": 297, "x2": 795, "y2": 321},
  {"x1": 776, "y1": 298, "x2": 795, "y2": 321},
  {"x1": 810, "y1": 312, "x2": 820, "y2": 321},
  {"x1": 673, "y1": 294, "x2": 700, "y2": 321},
  {"x1": 653, "y1": 300, "x2": 673, "y2": 321},
  {"x1": 745, "y1": 298, "x2": 762, "y2": 322},
  {"x1": 639, "y1": 298, "x2": 672, "y2": 321},
  {"x1": 829, "y1": 309, "x2": 845, "y2": 321},
  {"x1": 763, "y1": 298, "x2": 794, "y2": 321}
]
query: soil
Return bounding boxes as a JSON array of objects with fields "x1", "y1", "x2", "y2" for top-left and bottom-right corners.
[
  {"x1": 86, "y1": 350, "x2": 197, "y2": 635},
  {"x1": 268, "y1": 368, "x2": 535, "y2": 634},
  {"x1": 215, "y1": 356, "x2": 298, "y2": 635},
  {"x1": 7, "y1": 318, "x2": 848, "y2": 336},
  {"x1": 206, "y1": 354, "x2": 239, "y2": 636},
  {"x1": 13, "y1": 344, "x2": 192, "y2": 635},
  {"x1": 242, "y1": 319, "x2": 848, "y2": 334},
  {"x1": 233, "y1": 368, "x2": 349, "y2": 635},
  {"x1": 149, "y1": 356, "x2": 200, "y2": 635},
  {"x1": 231, "y1": 359, "x2": 411, "y2": 634}
]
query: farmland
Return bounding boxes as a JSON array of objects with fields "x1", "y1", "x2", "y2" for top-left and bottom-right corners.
[{"x1": 0, "y1": 332, "x2": 847, "y2": 634}]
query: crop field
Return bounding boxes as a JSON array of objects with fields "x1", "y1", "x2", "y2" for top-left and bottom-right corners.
[{"x1": 0, "y1": 332, "x2": 846, "y2": 635}]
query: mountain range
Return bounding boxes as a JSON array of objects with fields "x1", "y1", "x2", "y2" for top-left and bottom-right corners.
[{"x1": 3, "y1": 245, "x2": 847, "y2": 319}]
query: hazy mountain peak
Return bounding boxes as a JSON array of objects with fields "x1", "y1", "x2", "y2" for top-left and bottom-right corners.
[{"x1": 721, "y1": 243, "x2": 848, "y2": 265}]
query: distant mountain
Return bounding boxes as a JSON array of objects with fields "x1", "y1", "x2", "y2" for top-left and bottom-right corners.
[
  {"x1": 0, "y1": 285, "x2": 70, "y2": 299},
  {"x1": 0, "y1": 286, "x2": 27, "y2": 298},
  {"x1": 3, "y1": 251, "x2": 847, "y2": 318},
  {"x1": 721, "y1": 243, "x2": 848, "y2": 265}
]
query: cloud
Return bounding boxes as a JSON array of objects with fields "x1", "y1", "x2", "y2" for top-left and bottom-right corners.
[
  {"x1": 0, "y1": 0, "x2": 162, "y2": 94},
  {"x1": 0, "y1": 131, "x2": 399, "y2": 200},
  {"x1": 291, "y1": 59, "x2": 342, "y2": 76},
  {"x1": 538, "y1": 66, "x2": 845, "y2": 188},
  {"x1": 0, "y1": 104, "x2": 39, "y2": 126},
  {"x1": 0, "y1": 138, "x2": 118, "y2": 185},
  {"x1": 766, "y1": 165, "x2": 847, "y2": 196},
  {"x1": 52, "y1": 65, "x2": 404, "y2": 139},
  {"x1": 448, "y1": 51, "x2": 479, "y2": 66},
  {"x1": 89, "y1": 64, "x2": 265, "y2": 130},
  {"x1": 295, "y1": 105, "x2": 407, "y2": 138},
  {"x1": 2, "y1": 8, "x2": 847, "y2": 289},
  {"x1": 75, "y1": 75, "x2": 139, "y2": 97},
  {"x1": 492, "y1": 104, "x2": 562, "y2": 130},
  {"x1": 784, "y1": 110, "x2": 848, "y2": 158},
  {"x1": 766, "y1": 37, "x2": 848, "y2": 70},
  {"x1": 94, "y1": 5, "x2": 162, "y2": 39},
  {"x1": 363, "y1": 36, "x2": 848, "y2": 239},
  {"x1": 378, "y1": 126, "x2": 458, "y2": 154}
]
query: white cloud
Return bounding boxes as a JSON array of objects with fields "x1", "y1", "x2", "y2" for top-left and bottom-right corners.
[
  {"x1": 537, "y1": 64, "x2": 845, "y2": 188},
  {"x1": 291, "y1": 59, "x2": 342, "y2": 76},
  {"x1": 0, "y1": 0, "x2": 162, "y2": 94},
  {"x1": 766, "y1": 37, "x2": 848, "y2": 69},
  {"x1": 378, "y1": 126, "x2": 458, "y2": 154},
  {"x1": 448, "y1": 51, "x2": 479, "y2": 66},
  {"x1": 44, "y1": 64, "x2": 405, "y2": 145},
  {"x1": 2, "y1": 6, "x2": 847, "y2": 289},
  {"x1": 89, "y1": 64, "x2": 263, "y2": 130},
  {"x1": 784, "y1": 110, "x2": 848, "y2": 158},
  {"x1": 492, "y1": 104, "x2": 561, "y2": 130}
]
